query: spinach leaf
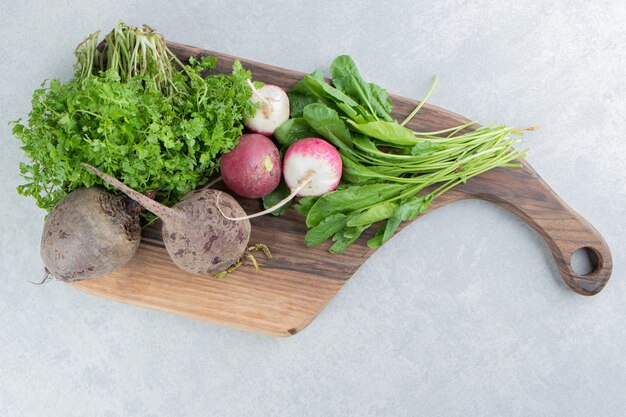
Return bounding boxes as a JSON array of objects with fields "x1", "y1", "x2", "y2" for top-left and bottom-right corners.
[
  {"x1": 369, "y1": 82, "x2": 393, "y2": 117},
  {"x1": 295, "y1": 196, "x2": 318, "y2": 217},
  {"x1": 304, "y1": 213, "x2": 349, "y2": 247},
  {"x1": 346, "y1": 201, "x2": 397, "y2": 227},
  {"x1": 346, "y1": 120, "x2": 418, "y2": 146},
  {"x1": 262, "y1": 181, "x2": 292, "y2": 216},
  {"x1": 329, "y1": 225, "x2": 368, "y2": 253},
  {"x1": 288, "y1": 70, "x2": 324, "y2": 117},
  {"x1": 367, "y1": 226, "x2": 386, "y2": 249},
  {"x1": 330, "y1": 55, "x2": 393, "y2": 122},
  {"x1": 340, "y1": 155, "x2": 386, "y2": 184},
  {"x1": 302, "y1": 103, "x2": 353, "y2": 151},
  {"x1": 352, "y1": 136, "x2": 417, "y2": 163},
  {"x1": 304, "y1": 74, "x2": 358, "y2": 105},
  {"x1": 411, "y1": 140, "x2": 444, "y2": 155},
  {"x1": 281, "y1": 54, "x2": 527, "y2": 253},
  {"x1": 290, "y1": 69, "x2": 325, "y2": 95},
  {"x1": 306, "y1": 183, "x2": 407, "y2": 227},
  {"x1": 381, "y1": 194, "x2": 433, "y2": 243},
  {"x1": 302, "y1": 74, "x2": 364, "y2": 117},
  {"x1": 274, "y1": 118, "x2": 317, "y2": 146},
  {"x1": 330, "y1": 56, "x2": 374, "y2": 107}
]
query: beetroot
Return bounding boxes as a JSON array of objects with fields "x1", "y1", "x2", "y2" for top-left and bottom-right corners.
[
  {"x1": 220, "y1": 133, "x2": 281, "y2": 199},
  {"x1": 40, "y1": 187, "x2": 141, "y2": 281},
  {"x1": 81, "y1": 163, "x2": 268, "y2": 277}
]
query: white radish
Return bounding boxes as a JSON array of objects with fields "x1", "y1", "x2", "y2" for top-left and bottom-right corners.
[
  {"x1": 217, "y1": 137, "x2": 342, "y2": 221},
  {"x1": 245, "y1": 80, "x2": 290, "y2": 135}
]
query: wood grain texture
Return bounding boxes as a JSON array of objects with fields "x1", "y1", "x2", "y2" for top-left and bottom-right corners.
[{"x1": 72, "y1": 41, "x2": 613, "y2": 336}]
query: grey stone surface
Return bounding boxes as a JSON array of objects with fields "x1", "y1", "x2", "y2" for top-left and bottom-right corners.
[{"x1": 1, "y1": 1, "x2": 625, "y2": 416}]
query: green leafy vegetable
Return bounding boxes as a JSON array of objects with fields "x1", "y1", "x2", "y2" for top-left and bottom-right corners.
[
  {"x1": 382, "y1": 194, "x2": 434, "y2": 243},
  {"x1": 12, "y1": 23, "x2": 256, "y2": 211},
  {"x1": 274, "y1": 118, "x2": 318, "y2": 146},
  {"x1": 329, "y1": 225, "x2": 368, "y2": 254},
  {"x1": 304, "y1": 213, "x2": 348, "y2": 247},
  {"x1": 262, "y1": 181, "x2": 292, "y2": 216},
  {"x1": 346, "y1": 201, "x2": 397, "y2": 227},
  {"x1": 330, "y1": 55, "x2": 392, "y2": 121},
  {"x1": 287, "y1": 70, "x2": 324, "y2": 117},
  {"x1": 286, "y1": 55, "x2": 530, "y2": 253},
  {"x1": 294, "y1": 196, "x2": 317, "y2": 217},
  {"x1": 306, "y1": 183, "x2": 407, "y2": 228},
  {"x1": 368, "y1": 82, "x2": 393, "y2": 117},
  {"x1": 302, "y1": 104, "x2": 353, "y2": 151},
  {"x1": 346, "y1": 120, "x2": 418, "y2": 146}
]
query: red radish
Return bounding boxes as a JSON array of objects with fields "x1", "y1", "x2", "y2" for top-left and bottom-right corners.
[
  {"x1": 245, "y1": 80, "x2": 289, "y2": 135},
  {"x1": 218, "y1": 137, "x2": 342, "y2": 220},
  {"x1": 221, "y1": 133, "x2": 281, "y2": 199}
]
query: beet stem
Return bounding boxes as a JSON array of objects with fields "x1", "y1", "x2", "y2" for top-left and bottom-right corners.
[{"x1": 81, "y1": 163, "x2": 178, "y2": 221}]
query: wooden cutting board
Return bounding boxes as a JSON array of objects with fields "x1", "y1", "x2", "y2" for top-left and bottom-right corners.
[{"x1": 72, "y1": 42, "x2": 613, "y2": 336}]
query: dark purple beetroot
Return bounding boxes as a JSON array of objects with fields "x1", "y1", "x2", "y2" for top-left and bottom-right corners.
[
  {"x1": 161, "y1": 189, "x2": 251, "y2": 275},
  {"x1": 40, "y1": 187, "x2": 141, "y2": 281},
  {"x1": 81, "y1": 163, "x2": 251, "y2": 276}
]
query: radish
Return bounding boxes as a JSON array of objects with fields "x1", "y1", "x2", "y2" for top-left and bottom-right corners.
[
  {"x1": 218, "y1": 137, "x2": 342, "y2": 220},
  {"x1": 245, "y1": 80, "x2": 289, "y2": 135},
  {"x1": 81, "y1": 163, "x2": 270, "y2": 277},
  {"x1": 220, "y1": 133, "x2": 281, "y2": 199},
  {"x1": 283, "y1": 138, "x2": 342, "y2": 197}
]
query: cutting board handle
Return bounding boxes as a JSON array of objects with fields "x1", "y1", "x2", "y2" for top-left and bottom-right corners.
[{"x1": 459, "y1": 160, "x2": 613, "y2": 295}]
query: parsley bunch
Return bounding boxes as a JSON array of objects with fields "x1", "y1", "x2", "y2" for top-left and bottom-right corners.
[{"x1": 13, "y1": 23, "x2": 256, "y2": 211}]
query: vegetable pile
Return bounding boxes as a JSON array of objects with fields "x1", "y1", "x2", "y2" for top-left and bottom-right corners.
[
  {"x1": 14, "y1": 22, "x2": 270, "y2": 281},
  {"x1": 273, "y1": 56, "x2": 531, "y2": 253},
  {"x1": 13, "y1": 22, "x2": 256, "y2": 211},
  {"x1": 15, "y1": 21, "x2": 533, "y2": 283}
]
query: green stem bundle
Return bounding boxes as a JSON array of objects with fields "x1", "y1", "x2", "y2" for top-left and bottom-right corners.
[
  {"x1": 74, "y1": 22, "x2": 184, "y2": 95},
  {"x1": 274, "y1": 55, "x2": 534, "y2": 253}
]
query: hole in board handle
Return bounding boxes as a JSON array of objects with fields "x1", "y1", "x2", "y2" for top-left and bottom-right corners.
[{"x1": 571, "y1": 247, "x2": 600, "y2": 276}]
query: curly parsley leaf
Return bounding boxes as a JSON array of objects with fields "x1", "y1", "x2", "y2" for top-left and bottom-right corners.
[{"x1": 13, "y1": 56, "x2": 255, "y2": 212}]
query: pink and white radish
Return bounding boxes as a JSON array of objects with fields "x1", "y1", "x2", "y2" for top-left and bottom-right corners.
[
  {"x1": 245, "y1": 80, "x2": 290, "y2": 135},
  {"x1": 220, "y1": 133, "x2": 281, "y2": 199},
  {"x1": 218, "y1": 137, "x2": 342, "y2": 220},
  {"x1": 283, "y1": 137, "x2": 342, "y2": 197}
]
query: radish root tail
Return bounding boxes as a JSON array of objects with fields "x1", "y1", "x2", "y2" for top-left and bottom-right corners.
[
  {"x1": 247, "y1": 79, "x2": 271, "y2": 106},
  {"x1": 216, "y1": 171, "x2": 314, "y2": 221}
]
